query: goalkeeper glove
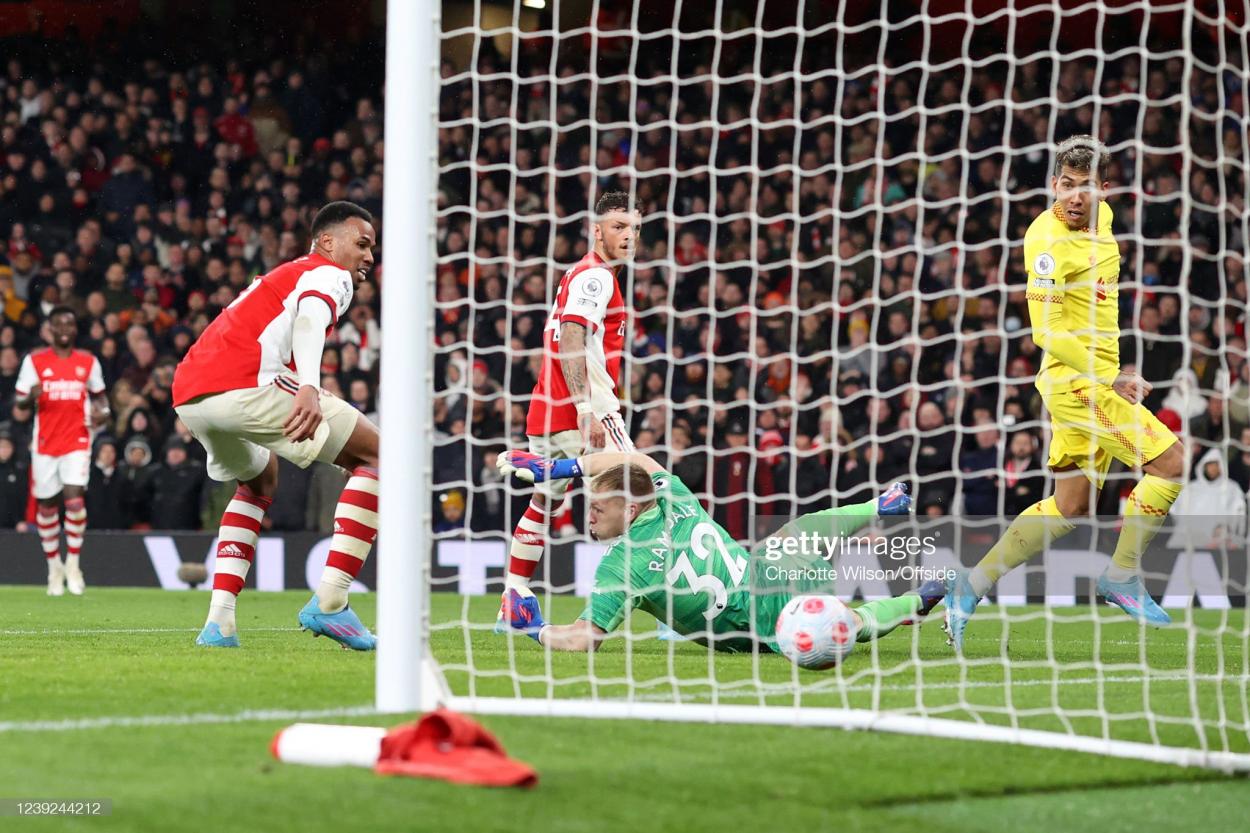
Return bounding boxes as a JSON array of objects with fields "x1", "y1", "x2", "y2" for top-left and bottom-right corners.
[
  {"x1": 501, "y1": 588, "x2": 546, "y2": 642},
  {"x1": 497, "y1": 450, "x2": 583, "y2": 483}
]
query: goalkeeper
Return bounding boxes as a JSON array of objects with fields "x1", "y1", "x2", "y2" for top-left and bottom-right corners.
[{"x1": 497, "y1": 449, "x2": 945, "y2": 653}]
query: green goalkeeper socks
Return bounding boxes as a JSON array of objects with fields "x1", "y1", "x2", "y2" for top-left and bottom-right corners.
[{"x1": 853, "y1": 594, "x2": 922, "y2": 643}]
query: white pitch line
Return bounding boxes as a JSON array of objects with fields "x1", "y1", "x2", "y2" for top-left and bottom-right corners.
[
  {"x1": 0, "y1": 627, "x2": 296, "y2": 636},
  {"x1": 4, "y1": 673, "x2": 1247, "y2": 734},
  {"x1": 0, "y1": 705, "x2": 384, "y2": 734},
  {"x1": 622, "y1": 671, "x2": 1250, "y2": 702}
]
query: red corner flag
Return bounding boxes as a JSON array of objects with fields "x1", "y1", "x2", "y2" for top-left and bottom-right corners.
[{"x1": 374, "y1": 709, "x2": 538, "y2": 788}]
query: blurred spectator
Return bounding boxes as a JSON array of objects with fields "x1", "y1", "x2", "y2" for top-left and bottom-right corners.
[
  {"x1": 121, "y1": 437, "x2": 156, "y2": 526},
  {"x1": 712, "y1": 420, "x2": 778, "y2": 539},
  {"x1": 86, "y1": 437, "x2": 130, "y2": 530},
  {"x1": 1167, "y1": 449, "x2": 1247, "y2": 550},
  {"x1": 0, "y1": 424, "x2": 28, "y2": 527},
  {"x1": 1228, "y1": 427, "x2": 1250, "y2": 494},
  {"x1": 960, "y1": 421, "x2": 1001, "y2": 516},
  {"x1": 142, "y1": 436, "x2": 207, "y2": 530},
  {"x1": 435, "y1": 490, "x2": 466, "y2": 534},
  {"x1": 1002, "y1": 432, "x2": 1046, "y2": 517}
]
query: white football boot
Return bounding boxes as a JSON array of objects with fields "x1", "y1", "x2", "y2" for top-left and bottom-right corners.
[
  {"x1": 65, "y1": 566, "x2": 86, "y2": 596},
  {"x1": 47, "y1": 559, "x2": 66, "y2": 597}
]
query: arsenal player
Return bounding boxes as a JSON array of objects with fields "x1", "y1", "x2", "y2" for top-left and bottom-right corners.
[
  {"x1": 13, "y1": 307, "x2": 109, "y2": 596},
  {"x1": 172, "y1": 201, "x2": 380, "y2": 650},
  {"x1": 500, "y1": 191, "x2": 640, "y2": 616}
]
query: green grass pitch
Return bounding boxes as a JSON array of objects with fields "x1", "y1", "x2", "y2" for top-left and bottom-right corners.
[{"x1": 2, "y1": 586, "x2": 1248, "y2": 832}]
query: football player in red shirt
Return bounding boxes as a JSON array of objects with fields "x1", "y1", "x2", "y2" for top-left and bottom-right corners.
[
  {"x1": 13, "y1": 307, "x2": 110, "y2": 596},
  {"x1": 172, "y1": 201, "x2": 380, "y2": 650},
  {"x1": 499, "y1": 192, "x2": 639, "y2": 622}
]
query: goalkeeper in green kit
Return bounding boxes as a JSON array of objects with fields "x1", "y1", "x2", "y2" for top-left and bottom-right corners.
[{"x1": 497, "y1": 449, "x2": 945, "y2": 654}]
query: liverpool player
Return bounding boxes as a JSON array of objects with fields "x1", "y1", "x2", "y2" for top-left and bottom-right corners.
[
  {"x1": 499, "y1": 191, "x2": 639, "y2": 619},
  {"x1": 943, "y1": 135, "x2": 1186, "y2": 651},
  {"x1": 173, "y1": 201, "x2": 380, "y2": 650},
  {"x1": 13, "y1": 307, "x2": 109, "y2": 596}
]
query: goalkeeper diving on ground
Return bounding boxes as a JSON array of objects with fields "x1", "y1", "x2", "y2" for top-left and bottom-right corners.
[{"x1": 496, "y1": 449, "x2": 944, "y2": 655}]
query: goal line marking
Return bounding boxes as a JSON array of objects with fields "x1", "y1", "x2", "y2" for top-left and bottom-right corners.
[{"x1": 0, "y1": 705, "x2": 384, "y2": 734}]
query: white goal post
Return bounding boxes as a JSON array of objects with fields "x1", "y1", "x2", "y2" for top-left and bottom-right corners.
[{"x1": 380, "y1": 0, "x2": 1250, "y2": 772}]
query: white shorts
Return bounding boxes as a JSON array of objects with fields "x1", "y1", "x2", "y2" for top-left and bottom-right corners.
[
  {"x1": 31, "y1": 449, "x2": 91, "y2": 500},
  {"x1": 175, "y1": 377, "x2": 361, "y2": 483},
  {"x1": 526, "y1": 412, "x2": 634, "y2": 501}
]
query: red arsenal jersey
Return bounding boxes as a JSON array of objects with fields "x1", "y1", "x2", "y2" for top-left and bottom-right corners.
[
  {"x1": 15, "y1": 348, "x2": 105, "y2": 456},
  {"x1": 173, "y1": 253, "x2": 354, "y2": 406},
  {"x1": 527, "y1": 251, "x2": 628, "y2": 435}
]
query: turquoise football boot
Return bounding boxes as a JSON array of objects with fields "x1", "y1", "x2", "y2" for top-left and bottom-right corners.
[
  {"x1": 1096, "y1": 571, "x2": 1171, "y2": 626},
  {"x1": 195, "y1": 622, "x2": 240, "y2": 648},
  {"x1": 297, "y1": 595, "x2": 377, "y2": 651},
  {"x1": 942, "y1": 569, "x2": 981, "y2": 653}
]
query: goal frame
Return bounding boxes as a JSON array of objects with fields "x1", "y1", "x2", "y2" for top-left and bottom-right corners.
[{"x1": 376, "y1": 0, "x2": 1250, "y2": 774}]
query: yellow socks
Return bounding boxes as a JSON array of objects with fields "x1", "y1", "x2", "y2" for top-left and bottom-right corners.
[
  {"x1": 969, "y1": 496, "x2": 1077, "y2": 596},
  {"x1": 1107, "y1": 475, "x2": 1183, "y2": 579}
]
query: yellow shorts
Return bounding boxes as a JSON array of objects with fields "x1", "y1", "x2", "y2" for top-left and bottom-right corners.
[{"x1": 1043, "y1": 384, "x2": 1178, "y2": 488}]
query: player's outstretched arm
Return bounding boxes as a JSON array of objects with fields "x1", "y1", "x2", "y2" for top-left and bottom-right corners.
[
  {"x1": 497, "y1": 449, "x2": 665, "y2": 484},
  {"x1": 501, "y1": 588, "x2": 606, "y2": 651},
  {"x1": 575, "y1": 451, "x2": 665, "y2": 477}
]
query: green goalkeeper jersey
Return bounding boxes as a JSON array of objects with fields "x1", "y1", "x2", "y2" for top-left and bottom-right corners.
[{"x1": 578, "y1": 471, "x2": 781, "y2": 652}]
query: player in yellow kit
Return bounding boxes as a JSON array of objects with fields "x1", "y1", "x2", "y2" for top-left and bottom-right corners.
[{"x1": 943, "y1": 135, "x2": 1187, "y2": 651}]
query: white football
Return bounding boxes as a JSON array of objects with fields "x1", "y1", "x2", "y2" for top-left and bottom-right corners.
[{"x1": 775, "y1": 594, "x2": 858, "y2": 670}]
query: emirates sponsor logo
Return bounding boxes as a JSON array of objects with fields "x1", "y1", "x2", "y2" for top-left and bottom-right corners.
[{"x1": 41, "y1": 379, "x2": 87, "y2": 401}]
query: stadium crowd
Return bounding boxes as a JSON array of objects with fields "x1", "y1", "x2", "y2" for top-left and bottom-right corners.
[
  {"x1": 433, "y1": 16, "x2": 1249, "y2": 539},
  {"x1": 0, "y1": 20, "x2": 383, "y2": 532},
  {"x1": 1, "y1": 12, "x2": 1248, "y2": 542}
]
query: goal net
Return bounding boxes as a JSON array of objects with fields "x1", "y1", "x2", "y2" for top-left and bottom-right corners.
[{"x1": 415, "y1": 0, "x2": 1250, "y2": 771}]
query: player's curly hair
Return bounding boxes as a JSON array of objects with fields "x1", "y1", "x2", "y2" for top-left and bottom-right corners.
[
  {"x1": 594, "y1": 191, "x2": 634, "y2": 218},
  {"x1": 310, "y1": 201, "x2": 373, "y2": 237},
  {"x1": 1054, "y1": 135, "x2": 1112, "y2": 181}
]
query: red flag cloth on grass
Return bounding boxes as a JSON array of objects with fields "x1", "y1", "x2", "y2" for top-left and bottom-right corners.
[{"x1": 374, "y1": 709, "x2": 538, "y2": 788}]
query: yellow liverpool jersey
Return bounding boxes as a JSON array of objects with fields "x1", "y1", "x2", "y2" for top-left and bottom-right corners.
[{"x1": 1023, "y1": 201, "x2": 1121, "y2": 394}]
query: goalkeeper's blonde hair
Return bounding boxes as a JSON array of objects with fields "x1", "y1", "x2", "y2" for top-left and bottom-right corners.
[{"x1": 590, "y1": 463, "x2": 656, "y2": 513}]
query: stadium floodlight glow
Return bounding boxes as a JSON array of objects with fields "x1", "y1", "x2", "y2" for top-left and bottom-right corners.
[{"x1": 523, "y1": 0, "x2": 546, "y2": 9}]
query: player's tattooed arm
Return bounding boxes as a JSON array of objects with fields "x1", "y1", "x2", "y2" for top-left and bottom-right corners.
[
  {"x1": 558, "y1": 320, "x2": 590, "y2": 403},
  {"x1": 559, "y1": 320, "x2": 605, "y2": 450}
]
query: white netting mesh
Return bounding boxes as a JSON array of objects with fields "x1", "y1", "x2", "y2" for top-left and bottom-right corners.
[{"x1": 426, "y1": 0, "x2": 1250, "y2": 769}]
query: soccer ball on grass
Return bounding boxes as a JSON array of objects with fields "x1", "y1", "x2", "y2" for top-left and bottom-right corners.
[{"x1": 775, "y1": 594, "x2": 858, "y2": 670}]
